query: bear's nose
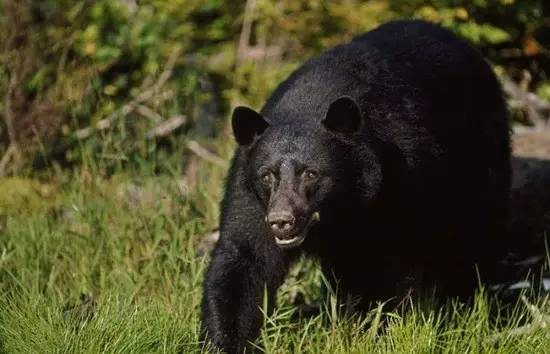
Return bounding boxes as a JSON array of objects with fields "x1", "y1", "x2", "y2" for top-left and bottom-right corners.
[{"x1": 267, "y1": 212, "x2": 295, "y2": 235}]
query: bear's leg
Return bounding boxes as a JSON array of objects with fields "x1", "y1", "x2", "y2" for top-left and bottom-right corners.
[
  {"x1": 321, "y1": 257, "x2": 427, "y2": 313},
  {"x1": 201, "y1": 239, "x2": 289, "y2": 353},
  {"x1": 319, "y1": 261, "x2": 379, "y2": 314}
]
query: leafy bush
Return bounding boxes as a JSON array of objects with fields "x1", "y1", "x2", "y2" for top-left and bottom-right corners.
[{"x1": 0, "y1": 0, "x2": 548, "y2": 175}]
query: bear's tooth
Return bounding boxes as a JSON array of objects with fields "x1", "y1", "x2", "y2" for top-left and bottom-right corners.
[{"x1": 312, "y1": 211, "x2": 320, "y2": 222}]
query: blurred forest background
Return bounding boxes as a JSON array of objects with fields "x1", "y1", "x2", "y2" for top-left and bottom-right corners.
[{"x1": 0, "y1": 0, "x2": 549, "y2": 177}]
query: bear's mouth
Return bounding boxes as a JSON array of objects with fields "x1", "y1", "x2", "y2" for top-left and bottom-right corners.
[
  {"x1": 273, "y1": 211, "x2": 320, "y2": 249},
  {"x1": 274, "y1": 234, "x2": 307, "y2": 248}
]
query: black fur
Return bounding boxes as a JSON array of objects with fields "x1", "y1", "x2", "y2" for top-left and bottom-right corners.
[{"x1": 201, "y1": 20, "x2": 511, "y2": 353}]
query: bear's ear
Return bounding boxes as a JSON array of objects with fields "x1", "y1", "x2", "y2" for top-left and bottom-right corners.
[
  {"x1": 322, "y1": 96, "x2": 363, "y2": 138},
  {"x1": 232, "y1": 106, "x2": 269, "y2": 146}
]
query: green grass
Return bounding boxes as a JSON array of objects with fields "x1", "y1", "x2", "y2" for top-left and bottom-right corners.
[{"x1": 0, "y1": 145, "x2": 549, "y2": 353}]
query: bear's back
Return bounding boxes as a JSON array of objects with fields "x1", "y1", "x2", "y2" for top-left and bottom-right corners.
[{"x1": 261, "y1": 20, "x2": 495, "y2": 133}]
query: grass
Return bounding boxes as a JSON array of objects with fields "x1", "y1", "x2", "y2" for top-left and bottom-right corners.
[{"x1": 0, "y1": 137, "x2": 549, "y2": 353}]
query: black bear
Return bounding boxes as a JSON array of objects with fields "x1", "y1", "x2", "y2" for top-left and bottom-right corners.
[{"x1": 201, "y1": 20, "x2": 511, "y2": 353}]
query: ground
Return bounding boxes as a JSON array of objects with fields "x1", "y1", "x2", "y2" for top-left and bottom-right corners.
[{"x1": 0, "y1": 133, "x2": 549, "y2": 353}]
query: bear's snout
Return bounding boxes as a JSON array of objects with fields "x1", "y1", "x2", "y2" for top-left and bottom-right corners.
[
  {"x1": 267, "y1": 211, "x2": 296, "y2": 237},
  {"x1": 265, "y1": 209, "x2": 320, "y2": 248}
]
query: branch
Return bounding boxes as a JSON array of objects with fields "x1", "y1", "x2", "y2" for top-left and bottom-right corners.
[
  {"x1": 196, "y1": 229, "x2": 220, "y2": 257},
  {"x1": 485, "y1": 295, "x2": 549, "y2": 344},
  {"x1": 521, "y1": 295, "x2": 548, "y2": 329},
  {"x1": 135, "y1": 104, "x2": 163, "y2": 124},
  {"x1": 0, "y1": 143, "x2": 20, "y2": 177},
  {"x1": 74, "y1": 48, "x2": 180, "y2": 140},
  {"x1": 146, "y1": 115, "x2": 186, "y2": 138},
  {"x1": 500, "y1": 74, "x2": 550, "y2": 131},
  {"x1": 186, "y1": 140, "x2": 227, "y2": 168},
  {"x1": 3, "y1": 73, "x2": 17, "y2": 146},
  {"x1": 236, "y1": 0, "x2": 257, "y2": 65},
  {"x1": 0, "y1": 69, "x2": 21, "y2": 176}
]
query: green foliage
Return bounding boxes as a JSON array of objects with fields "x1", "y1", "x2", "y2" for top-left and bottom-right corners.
[
  {"x1": 1, "y1": 0, "x2": 549, "y2": 174},
  {"x1": 0, "y1": 178, "x2": 59, "y2": 213},
  {"x1": 0, "y1": 0, "x2": 235, "y2": 173}
]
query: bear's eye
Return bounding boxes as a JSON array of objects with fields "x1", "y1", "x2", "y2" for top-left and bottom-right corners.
[
  {"x1": 303, "y1": 169, "x2": 319, "y2": 180},
  {"x1": 260, "y1": 171, "x2": 273, "y2": 185}
]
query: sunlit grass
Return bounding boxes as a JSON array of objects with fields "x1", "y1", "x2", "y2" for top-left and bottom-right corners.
[{"x1": 0, "y1": 141, "x2": 549, "y2": 353}]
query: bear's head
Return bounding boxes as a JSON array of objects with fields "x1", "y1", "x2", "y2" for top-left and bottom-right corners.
[{"x1": 232, "y1": 96, "x2": 385, "y2": 249}]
